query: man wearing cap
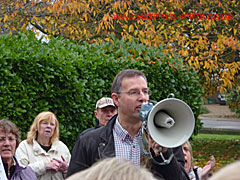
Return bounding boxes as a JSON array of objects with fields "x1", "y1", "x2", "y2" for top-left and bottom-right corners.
[{"x1": 78, "y1": 97, "x2": 117, "y2": 137}]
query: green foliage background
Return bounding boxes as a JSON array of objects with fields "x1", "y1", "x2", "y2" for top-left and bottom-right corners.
[{"x1": 0, "y1": 32, "x2": 203, "y2": 151}]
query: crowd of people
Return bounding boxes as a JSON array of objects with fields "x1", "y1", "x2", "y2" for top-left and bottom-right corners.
[{"x1": 1, "y1": 69, "x2": 239, "y2": 180}]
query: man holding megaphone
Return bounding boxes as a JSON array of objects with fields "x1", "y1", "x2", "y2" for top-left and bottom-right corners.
[{"x1": 67, "y1": 69, "x2": 190, "y2": 180}]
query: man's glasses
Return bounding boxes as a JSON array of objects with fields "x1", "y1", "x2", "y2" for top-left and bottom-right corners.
[{"x1": 118, "y1": 89, "x2": 152, "y2": 97}]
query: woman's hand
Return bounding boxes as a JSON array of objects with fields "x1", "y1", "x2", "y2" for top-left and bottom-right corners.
[
  {"x1": 45, "y1": 160, "x2": 60, "y2": 171},
  {"x1": 201, "y1": 155, "x2": 216, "y2": 178},
  {"x1": 52, "y1": 156, "x2": 68, "y2": 172},
  {"x1": 45, "y1": 156, "x2": 68, "y2": 172}
]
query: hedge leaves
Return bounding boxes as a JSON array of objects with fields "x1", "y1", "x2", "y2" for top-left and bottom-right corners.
[{"x1": 0, "y1": 32, "x2": 203, "y2": 150}]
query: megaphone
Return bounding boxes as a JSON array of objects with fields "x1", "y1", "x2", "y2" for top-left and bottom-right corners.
[{"x1": 139, "y1": 96, "x2": 195, "y2": 148}]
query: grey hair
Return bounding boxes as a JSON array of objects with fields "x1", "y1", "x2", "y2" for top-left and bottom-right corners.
[{"x1": 0, "y1": 119, "x2": 21, "y2": 148}]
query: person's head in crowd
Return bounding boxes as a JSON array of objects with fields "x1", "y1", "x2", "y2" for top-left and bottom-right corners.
[
  {"x1": 0, "y1": 119, "x2": 21, "y2": 165},
  {"x1": 27, "y1": 111, "x2": 59, "y2": 145},
  {"x1": 208, "y1": 161, "x2": 240, "y2": 180},
  {"x1": 0, "y1": 119, "x2": 37, "y2": 179},
  {"x1": 94, "y1": 97, "x2": 117, "y2": 126},
  {"x1": 66, "y1": 157, "x2": 158, "y2": 180},
  {"x1": 182, "y1": 140, "x2": 216, "y2": 180},
  {"x1": 182, "y1": 141, "x2": 193, "y2": 172},
  {"x1": 112, "y1": 69, "x2": 150, "y2": 122}
]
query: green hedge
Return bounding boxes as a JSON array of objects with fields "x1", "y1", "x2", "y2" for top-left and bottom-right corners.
[{"x1": 0, "y1": 32, "x2": 203, "y2": 151}]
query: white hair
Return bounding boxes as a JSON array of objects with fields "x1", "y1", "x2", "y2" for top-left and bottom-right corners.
[{"x1": 66, "y1": 157, "x2": 158, "y2": 180}]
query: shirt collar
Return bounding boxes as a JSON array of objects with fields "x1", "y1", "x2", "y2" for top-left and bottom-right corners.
[
  {"x1": 33, "y1": 138, "x2": 58, "y2": 155},
  {"x1": 114, "y1": 116, "x2": 142, "y2": 142}
]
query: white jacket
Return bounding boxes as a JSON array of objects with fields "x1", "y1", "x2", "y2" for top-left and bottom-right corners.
[{"x1": 16, "y1": 138, "x2": 71, "y2": 180}]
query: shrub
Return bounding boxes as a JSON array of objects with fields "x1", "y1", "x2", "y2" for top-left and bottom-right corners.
[
  {"x1": 225, "y1": 89, "x2": 240, "y2": 117},
  {"x1": 0, "y1": 32, "x2": 203, "y2": 150}
]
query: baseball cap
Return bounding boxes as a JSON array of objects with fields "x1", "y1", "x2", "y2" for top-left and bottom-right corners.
[{"x1": 96, "y1": 97, "x2": 116, "y2": 109}]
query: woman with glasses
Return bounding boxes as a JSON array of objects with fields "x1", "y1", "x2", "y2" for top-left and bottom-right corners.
[
  {"x1": 0, "y1": 119, "x2": 37, "y2": 180},
  {"x1": 16, "y1": 111, "x2": 71, "y2": 180}
]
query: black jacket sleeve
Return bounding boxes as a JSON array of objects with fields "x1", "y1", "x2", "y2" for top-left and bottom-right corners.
[
  {"x1": 151, "y1": 146, "x2": 190, "y2": 180},
  {"x1": 66, "y1": 134, "x2": 97, "y2": 178}
]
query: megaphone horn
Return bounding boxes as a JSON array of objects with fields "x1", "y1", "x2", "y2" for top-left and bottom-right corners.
[{"x1": 139, "y1": 97, "x2": 195, "y2": 148}]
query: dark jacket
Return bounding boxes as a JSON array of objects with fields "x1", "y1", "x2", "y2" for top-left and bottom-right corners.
[
  {"x1": 77, "y1": 120, "x2": 100, "y2": 140},
  {"x1": 67, "y1": 115, "x2": 189, "y2": 180},
  {"x1": 3, "y1": 156, "x2": 37, "y2": 180}
]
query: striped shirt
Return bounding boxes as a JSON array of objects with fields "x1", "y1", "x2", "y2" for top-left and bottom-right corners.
[{"x1": 113, "y1": 117, "x2": 142, "y2": 166}]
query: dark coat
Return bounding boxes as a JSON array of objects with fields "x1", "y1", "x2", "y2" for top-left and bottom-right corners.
[
  {"x1": 76, "y1": 120, "x2": 100, "y2": 140},
  {"x1": 67, "y1": 115, "x2": 189, "y2": 180}
]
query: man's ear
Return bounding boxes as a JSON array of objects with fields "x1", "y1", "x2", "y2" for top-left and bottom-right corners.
[
  {"x1": 94, "y1": 110, "x2": 98, "y2": 119},
  {"x1": 112, "y1": 93, "x2": 119, "y2": 107}
]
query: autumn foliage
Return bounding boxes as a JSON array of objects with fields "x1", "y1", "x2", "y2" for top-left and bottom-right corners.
[{"x1": 0, "y1": 0, "x2": 239, "y2": 95}]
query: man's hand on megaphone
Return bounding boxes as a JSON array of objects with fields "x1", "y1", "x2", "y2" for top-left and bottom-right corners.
[
  {"x1": 148, "y1": 134, "x2": 168, "y2": 155},
  {"x1": 146, "y1": 133, "x2": 174, "y2": 165}
]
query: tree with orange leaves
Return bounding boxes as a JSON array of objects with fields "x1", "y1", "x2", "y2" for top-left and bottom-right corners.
[{"x1": 0, "y1": 0, "x2": 239, "y2": 95}]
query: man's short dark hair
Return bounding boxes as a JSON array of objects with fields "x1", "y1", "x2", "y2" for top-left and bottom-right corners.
[{"x1": 112, "y1": 69, "x2": 147, "y2": 94}]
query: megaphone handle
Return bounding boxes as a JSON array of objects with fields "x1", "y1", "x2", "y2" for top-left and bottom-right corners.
[
  {"x1": 150, "y1": 149, "x2": 174, "y2": 166},
  {"x1": 141, "y1": 125, "x2": 175, "y2": 166},
  {"x1": 167, "y1": 93, "x2": 175, "y2": 98}
]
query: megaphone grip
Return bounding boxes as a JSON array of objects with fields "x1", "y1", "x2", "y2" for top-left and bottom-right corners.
[{"x1": 139, "y1": 103, "x2": 154, "y2": 122}]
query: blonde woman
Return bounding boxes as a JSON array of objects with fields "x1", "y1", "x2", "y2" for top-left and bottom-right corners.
[
  {"x1": 16, "y1": 111, "x2": 71, "y2": 180},
  {"x1": 182, "y1": 141, "x2": 216, "y2": 180}
]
